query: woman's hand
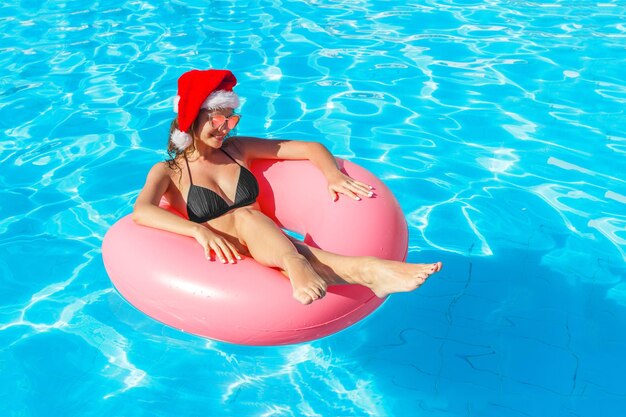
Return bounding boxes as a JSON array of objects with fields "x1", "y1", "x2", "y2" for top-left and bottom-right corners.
[
  {"x1": 193, "y1": 226, "x2": 242, "y2": 264},
  {"x1": 326, "y1": 170, "x2": 374, "y2": 202}
]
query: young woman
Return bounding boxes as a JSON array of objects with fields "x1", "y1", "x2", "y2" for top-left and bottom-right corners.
[{"x1": 133, "y1": 69, "x2": 442, "y2": 305}]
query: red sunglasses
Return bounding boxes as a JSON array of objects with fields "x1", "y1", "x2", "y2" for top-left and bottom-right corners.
[{"x1": 210, "y1": 114, "x2": 241, "y2": 130}]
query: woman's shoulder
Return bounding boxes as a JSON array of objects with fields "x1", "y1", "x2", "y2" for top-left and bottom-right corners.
[
  {"x1": 146, "y1": 160, "x2": 178, "y2": 182},
  {"x1": 149, "y1": 160, "x2": 173, "y2": 174},
  {"x1": 225, "y1": 136, "x2": 272, "y2": 163},
  {"x1": 224, "y1": 136, "x2": 244, "y2": 150},
  {"x1": 228, "y1": 135, "x2": 264, "y2": 147},
  {"x1": 223, "y1": 137, "x2": 249, "y2": 160}
]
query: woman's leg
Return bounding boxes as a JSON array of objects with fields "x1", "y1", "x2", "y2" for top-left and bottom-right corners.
[
  {"x1": 288, "y1": 237, "x2": 443, "y2": 298},
  {"x1": 227, "y1": 208, "x2": 327, "y2": 305},
  {"x1": 224, "y1": 207, "x2": 442, "y2": 302}
]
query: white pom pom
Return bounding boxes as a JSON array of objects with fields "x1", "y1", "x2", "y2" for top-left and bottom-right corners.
[
  {"x1": 201, "y1": 90, "x2": 239, "y2": 110},
  {"x1": 173, "y1": 95, "x2": 180, "y2": 113},
  {"x1": 171, "y1": 129, "x2": 192, "y2": 151}
]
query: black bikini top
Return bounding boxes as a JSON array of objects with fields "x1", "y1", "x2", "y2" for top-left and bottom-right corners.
[{"x1": 184, "y1": 148, "x2": 259, "y2": 223}]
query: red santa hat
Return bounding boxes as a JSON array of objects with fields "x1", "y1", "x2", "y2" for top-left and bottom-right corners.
[{"x1": 170, "y1": 69, "x2": 240, "y2": 151}]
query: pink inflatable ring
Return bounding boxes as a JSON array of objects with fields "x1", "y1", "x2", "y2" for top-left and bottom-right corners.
[{"x1": 102, "y1": 159, "x2": 408, "y2": 346}]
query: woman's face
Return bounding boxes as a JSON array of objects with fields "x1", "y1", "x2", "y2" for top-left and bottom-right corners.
[{"x1": 193, "y1": 108, "x2": 240, "y2": 148}]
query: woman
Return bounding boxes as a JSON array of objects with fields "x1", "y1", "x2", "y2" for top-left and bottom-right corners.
[{"x1": 133, "y1": 69, "x2": 442, "y2": 305}]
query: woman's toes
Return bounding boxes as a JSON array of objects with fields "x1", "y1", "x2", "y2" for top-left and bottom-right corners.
[
  {"x1": 306, "y1": 287, "x2": 320, "y2": 302},
  {"x1": 307, "y1": 286, "x2": 327, "y2": 302},
  {"x1": 427, "y1": 262, "x2": 442, "y2": 273},
  {"x1": 293, "y1": 289, "x2": 313, "y2": 305},
  {"x1": 316, "y1": 285, "x2": 327, "y2": 298}
]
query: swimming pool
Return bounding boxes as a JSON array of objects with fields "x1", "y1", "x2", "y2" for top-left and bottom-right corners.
[{"x1": 1, "y1": 0, "x2": 624, "y2": 415}]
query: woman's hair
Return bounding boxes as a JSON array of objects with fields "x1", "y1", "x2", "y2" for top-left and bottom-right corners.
[
  {"x1": 165, "y1": 117, "x2": 197, "y2": 171},
  {"x1": 164, "y1": 110, "x2": 238, "y2": 171}
]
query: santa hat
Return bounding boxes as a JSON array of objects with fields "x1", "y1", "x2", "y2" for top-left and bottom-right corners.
[{"x1": 170, "y1": 69, "x2": 240, "y2": 151}]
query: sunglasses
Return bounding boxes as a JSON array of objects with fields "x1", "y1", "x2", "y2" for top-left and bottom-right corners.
[{"x1": 209, "y1": 114, "x2": 241, "y2": 130}]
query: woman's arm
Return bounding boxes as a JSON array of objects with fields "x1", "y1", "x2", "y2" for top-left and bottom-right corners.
[
  {"x1": 233, "y1": 136, "x2": 336, "y2": 171},
  {"x1": 132, "y1": 163, "x2": 241, "y2": 262},
  {"x1": 234, "y1": 136, "x2": 373, "y2": 201},
  {"x1": 132, "y1": 162, "x2": 202, "y2": 237}
]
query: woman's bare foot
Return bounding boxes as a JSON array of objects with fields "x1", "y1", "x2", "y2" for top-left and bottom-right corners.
[
  {"x1": 283, "y1": 254, "x2": 328, "y2": 305},
  {"x1": 360, "y1": 258, "x2": 443, "y2": 298}
]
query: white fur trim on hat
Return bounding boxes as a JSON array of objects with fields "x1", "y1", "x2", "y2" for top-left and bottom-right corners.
[
  {"x1": 170, "y1": 128, "x2": 192, "y2": 151},
  {"x1": 173, "y1": 95, "x2": 180, "y2": 113},
  {"x1": 201, "y1": 90, "x2": 239, "y2": 110}
]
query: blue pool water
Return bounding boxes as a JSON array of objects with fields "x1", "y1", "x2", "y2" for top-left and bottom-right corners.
[{"x1": 1, "y1": 0, "x2": 625, "y2": 415}]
